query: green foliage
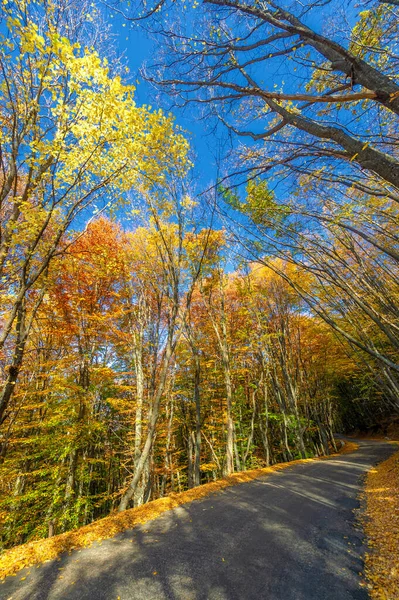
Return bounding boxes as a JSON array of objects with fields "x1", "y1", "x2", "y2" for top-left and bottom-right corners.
[{"x1": 220, "y1": 180, "x2": 291, "y2": 226}]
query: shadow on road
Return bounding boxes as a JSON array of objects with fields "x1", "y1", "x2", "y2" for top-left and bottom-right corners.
[{"x1": 1, "y1": 441, "x2": 395, "y2": 600}]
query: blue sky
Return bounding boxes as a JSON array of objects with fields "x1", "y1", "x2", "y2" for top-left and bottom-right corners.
[
  {"x1": 102, "y1": 0, "x2": 365, "y2": 257},
  {"x1": 106, "y1": 0, "x2": 359, "y2": 203},
  {"x1": 109, "y1": 13, "x2": 221, "y2": 196}
]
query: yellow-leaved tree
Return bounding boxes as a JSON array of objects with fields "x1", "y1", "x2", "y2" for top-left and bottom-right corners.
[{"x1": 0, "y1": 5, "x2": 189, "y2": 424}]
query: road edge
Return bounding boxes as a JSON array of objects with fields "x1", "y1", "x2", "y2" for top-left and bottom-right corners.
[{"x1": 0, "y1": 439, "x2": 359, "y2": 581}]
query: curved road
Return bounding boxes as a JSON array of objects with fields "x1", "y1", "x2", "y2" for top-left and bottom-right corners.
[{"x1": 1, "y1": 440, "x2": 395, "y2": 600}]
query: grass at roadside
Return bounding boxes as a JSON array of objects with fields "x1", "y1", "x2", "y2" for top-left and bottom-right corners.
[
  {"x1": 0, "y1": 440, "x2": 358, "y2": 581},
  {"x1": 363, "y1": 445, "x2": 399, "y2": 600}
]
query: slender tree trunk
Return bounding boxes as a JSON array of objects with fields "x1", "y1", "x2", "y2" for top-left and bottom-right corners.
[
  {"x1": 0, "y1": 303, "x2": 27, "y2": 424},
  {"x1": 202, "y1": 276, "x2": 234, "y2": 475},
  {"x1": 223, "y1": 352, "x2": 235, "y2": 475},
  {"x1": 193, "y1": 352, "x2": 201, "y2": 486},
  {"x1": 187, "y1": 433, "x2": 194, "y2": 488},
  {"x1": 118, "y1": 335, "x2": 176, "y2": 511},
  {"x1": 234, "y1": 428, "x2": 241, "y2": 471},
  {"x1": 281, "y1": 413, "x2": 293, "y2": 461},
  {"x1": 216, "y1": 305, "x2": 235, "y2": 475},
  {"x1": 63, "y1": 358, "x2": 89, "y2": 519},
  {"x1": 132, "y1": 331, "x2": 147, "y2": 506},
  {"x1": 242, "y1": 389, "x2": 257, "y2": 468},
  {"x1": 261, "y1": 373, "x2": 271, "y2": 466}
]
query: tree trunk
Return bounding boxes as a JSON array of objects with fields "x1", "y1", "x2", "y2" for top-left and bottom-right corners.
[
  {"x1": 193, "y1": 351, "x2": 201, "y2": 486},
  {"x1": 118, "y1": 336, "x2": 175, "y2": 511}
]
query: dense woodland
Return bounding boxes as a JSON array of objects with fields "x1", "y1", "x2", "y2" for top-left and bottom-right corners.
[{"x1": 0, "y1": 0, "x2": 398, "y2": 550}]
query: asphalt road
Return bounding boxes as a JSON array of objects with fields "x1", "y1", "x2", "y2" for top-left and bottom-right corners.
[{"x1": 1, "y1": 440, "x2": 395, "y2": 600}]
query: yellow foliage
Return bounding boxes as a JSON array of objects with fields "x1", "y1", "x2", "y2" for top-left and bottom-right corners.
[{"x1": 0, "y1": 15, "x2": 189, "y2": 208}]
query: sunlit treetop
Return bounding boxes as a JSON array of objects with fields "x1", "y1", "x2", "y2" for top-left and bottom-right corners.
[
  {"x1": 0, "y1": 13, "x2": 189, "y2": 193},
  {"x1": 0, "y1": 5, "x2": 190, "y2": 304}
]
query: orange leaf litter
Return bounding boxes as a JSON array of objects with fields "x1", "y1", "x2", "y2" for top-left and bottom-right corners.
[
  {"x1": 363, "y1": 444, "x2": 399, "y2": 600},
  {"x1": 0, "y1": 440, "x2": 358, "y2": 580}
]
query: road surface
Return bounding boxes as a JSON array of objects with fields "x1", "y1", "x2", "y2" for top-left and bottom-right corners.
[{"x1": 1, "y1": 440, "x2": 395, "y2": 600}]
